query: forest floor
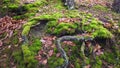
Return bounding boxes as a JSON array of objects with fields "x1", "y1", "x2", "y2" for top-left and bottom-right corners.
[{"x1": 0, "y1": 0, "x2": 120, "y2": 68}]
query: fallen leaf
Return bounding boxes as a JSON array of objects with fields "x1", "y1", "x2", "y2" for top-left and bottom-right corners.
[
  {"x1": 85, "y1": 64, "x2": 91, "y2": 68},
  {"x1": 40, "y1": 39, "x2": 46, "y2": 44},
  {"x1": 42, "y1": 59, "x2": 47, "y2": 65},
  {"x1": 93, "y1": 44, "x2": 101, "y2": 52},
  {"x1": 0, "y1": 40, "x2": 3, "y2": 47},
  {"x1": 96, "y1": 49, "x2": 103, "y2": 56},
  {"x1": 56, "y1": 53, "x2": 61, "y2": 57},
  {"x1": 48, "y1": 50, "x2": 54, "y2": 56}
]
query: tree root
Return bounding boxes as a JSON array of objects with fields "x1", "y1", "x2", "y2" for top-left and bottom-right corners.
[{"x1": 56, "y1": 36, "x2": 93, "y2": 68}]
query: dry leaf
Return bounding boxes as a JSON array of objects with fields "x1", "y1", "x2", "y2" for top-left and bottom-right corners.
[
  {"x1": 48, "y1": 50, "x2": 54, "y2": 56},
  {"x1": 42, "y1": 59, "x2": 47, "y2": 65},
  {"x1": 0, "y1": 40, "x2": 3, "y2": 47},
  {"x1": 56, "y1": 53, "x2": 61, "y2": 57},
  {"x1": 93, "y1": 44, "x2": 101, "y2": 52},
  {"x1": 85, "y1": 64, "x2": 91, "y2": 68}
]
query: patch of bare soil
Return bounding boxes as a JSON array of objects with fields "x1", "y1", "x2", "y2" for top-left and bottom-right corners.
[{"x1": 29, "y1": 20, "x2": 48, "y2": 38}]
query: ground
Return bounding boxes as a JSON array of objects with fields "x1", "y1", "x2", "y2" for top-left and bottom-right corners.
[{"x1": 0, "y1": 0, "x2": 120, "y2": 68}]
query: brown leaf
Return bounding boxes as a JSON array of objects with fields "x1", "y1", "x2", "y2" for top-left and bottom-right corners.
[
  {"x1": 93, "y1": 44, "x2": 101, "y2": 52},
  {"x1": 48, "y1": 50, "x2": 54, "y2": 56},
  {"x1": 56, "y1": 53, "x2": 61, "y2": 57},
  {"x1": 96, "y1": 50, "x2": 103, "y2": 56},
  {"x1": 0, "y1": 40, "x2": 3, "y2": 47},
  {"x1": 69, "y1": 63, "x2": 75, "y2": 68},
  {"x1": 9, "y1": 30, "x2": 13, "y2": 38},
  {"x1": 63, "y1": 41, "x2": 76, "y2": 46},
  {"x1": 42, "y1": 59, "x2": 47, "y2": 65},
  {"x1": 85, "y1": 64, "x2": 91, "y2": 68}
]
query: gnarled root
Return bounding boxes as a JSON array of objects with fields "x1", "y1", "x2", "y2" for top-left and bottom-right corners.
[{"x1": 56, "y1": 36, "x2": 93, "y2": 68}]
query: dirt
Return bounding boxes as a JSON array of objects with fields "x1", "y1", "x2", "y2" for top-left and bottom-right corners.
[{"x1": 29, "y1": 20, "x2": 49, "y2": 38}]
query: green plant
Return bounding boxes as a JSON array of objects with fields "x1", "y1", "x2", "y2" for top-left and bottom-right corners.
[{"x1": 13, "y1": 39, "x2": 41, "y2": 68}]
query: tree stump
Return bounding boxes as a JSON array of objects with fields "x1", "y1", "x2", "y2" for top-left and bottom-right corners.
[{"x1": 112, "y1": 0, "x2": 120, "y2": 13}]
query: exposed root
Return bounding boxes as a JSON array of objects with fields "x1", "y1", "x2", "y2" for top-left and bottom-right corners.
[{"x1": 56, "y1": 36, "x2": 93, "y2": 68}]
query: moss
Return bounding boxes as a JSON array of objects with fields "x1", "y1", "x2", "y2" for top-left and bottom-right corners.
[
  {"x1": 92, "y1": 28, "x2": 113, "y2": 38},
  {"x1": 54, "y1": 23, "x2": 77, "y2": 34},
  {"x1": 92, "y1": 57, "x2": 102, "y2": 68},
  {"x1": 13, "y1": 38, "x2": 42, "y2": 68},
  {"x1": 48, "y1": 56, "x2": 64, "y2": 68},
  {"x1": 45, "y1": 12, "x2": 112, "y2": 38},
  {"x1": 75, "y1": 62, "x2": 81, "y2": 68},
  {"x1": 47, "y1": 22, "x2": 77, "y2": 35},
  {"x1": 83, "y1": 19, "x2": 113, "y2": 38},
  {"x1": 24, "y1": 13, "x2": 36, "y2": 17},
  {"x1": 12, "y1": 49, "x2": 23, "y2": 62},
  {"x1": 38, "y1": 12, "x2": 63, "y2": 20},
  {"x1": 93, "y1": 5, "x2": 109, "y2": 11},
  {"x1": 64, "y1": 10, "x2": 80, "y2": 18},
  {"x1": 46, "y1": 20, "x2": 58, "y2": 33},
  {"x1": 29, "y1": 39, "x2": 42, "y2": 53},
  {"x1": 50, "y1": 0, "x2": 65, "y2": 10},
  {"x1": 12, "y1": 36, "x2": 19, "y2": 44},
  {"x1": 22, "y1": 11, "x2": 63, "y2": 36},
  {"x1": 100, "y1": 52, "x2": 118, "y2": 64},
  {"x1": 80, "y1": 13, "x2": 113, "y2": 38},
  {"x1": 12, "y1": 0, "x2": 48, "y2": 19},
  {"x1": 22, "y1": 25, "x2": 31, "y2": 36},
  {"x1": 8, "y1": 4, "x2": 19, "y2": 11}
]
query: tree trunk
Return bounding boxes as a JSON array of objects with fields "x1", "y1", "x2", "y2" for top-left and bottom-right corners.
[{"x1": 112, "y1": 0, "x2": 120, "y2": 13}]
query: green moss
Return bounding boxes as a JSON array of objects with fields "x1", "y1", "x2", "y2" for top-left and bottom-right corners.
[
  {"x1": 64, "y1": 10, "x2": 80, "y2": 18},
  {"x1": 92, "y1": 28, "x2": 113, "y2": 38},
  {"x1": 45, "y1": 12, "x2": 112, "y2": 38},
  {"x1": 93, "y1": 5, "x2": 109, "y2": 11},
  {"x1": 29, "y1": 39, "x2": 42, "y2": 53},
  {"x1": 38, "y1": 12, "x2": 63, "y2": 20},
  {"x1": 22, "y1": 12, "x2": 63, "y2": 36},
  {"x1": 8, "y1": 4, "x2": 19, "y2": 11},
  {"x1": 12, "y1": 49, "x2": 23, "y2": 62},
  {"x1": 48, "y1": 56, "x2": 64, "y2": 68},
  {"x1": 24, "y1": 13, "x2": 36, "y2": 17},
  {"x1": 80, "y1": 14, "x2": 112, "y2": 38},
  {"x1": 83, "y1": 19, "x2": 113, "y2": 38},
  {"x1": 48, "y1": 22, "x2": 77, "y2": 35},
  {"x1": 92, "y1": 57, "x2": 102, "y2": 68},
  {"x1": 22, "y1": 26, "x2": 31, "y2": 36},
  {"x1": 100, "y1": 52, "x2": 118, "y2": 64},
  {"x1": 12, "y1": 0, "x2": 48, "y2": 19},
  {"x1": 12, "y1": 36, "x2": 19, "y2": 44},
  {"x1": 13, "y1": 38, "x2": 42, "y2": 68}
]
